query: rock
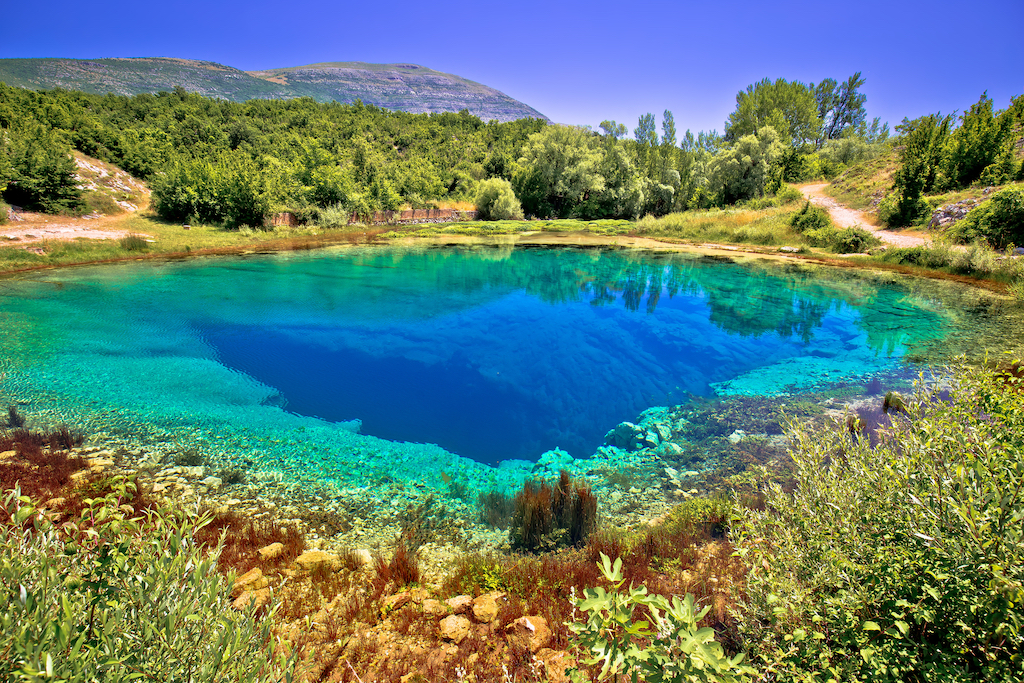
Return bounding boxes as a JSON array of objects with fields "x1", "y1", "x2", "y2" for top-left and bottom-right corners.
[
  {"x1": 728, "y1": 430, "x2": 746, "y2": 444},
  {"x1": 232, "y1": 588, "x2": 271, "y2": 611},
  {"x1": 257, "y1": 542, "x2": 285, "y2": 561},
  {"x1": 294, "y1": 550, "x2": 340, "y2": 572},
  {"x1": 779, "y1": 246, "x2": 801, "y2": 253},
  {"x1": 232, "y1": 567, "x2": 268, "y2": 597},
  {"x1": 507, "y1": 615, "x2": 552, "y2": 653},
  {"x1": 422, "y1": 599, "x2": 450, "y2": 617},
  {"x1": 604, "y1": 422, "x2": 644, "y2": 451},
  {"x1": 472, "y1": 592, "x2": 502, "y2": 623},
  {"x1": 445, "y1": 595, "x2": 473, "y2": 614},
  {"x1": 86, "y1": 457, "x2": 114, "y2": 469},
  {"x1": 927, "y1": 199, "x2": 977, "y2": 230},
  {"x1": 151, "y1": 482, "x2": 167, "y2": 493},
  {"x1": 350, "y1": 548, "x2": 373, "y2": 567},
  {"x1": 438, "y1": 615, "x2": 471, "y2": 643},
  {"x1": 200, "y1": 476, "x2": 222, "y2": 490},
  {"x1": 0, "y1": 450, "x2": 17, "y2": 462},
  {"x1": 384, "y1": 592, "x2": 412, "y2": 612},
  {"x1": 535, "y1": 649, "x2": 574, "y2": 683}
]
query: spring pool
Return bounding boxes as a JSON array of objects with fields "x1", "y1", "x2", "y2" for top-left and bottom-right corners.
[{"x1": 0, "y1": 245, "x2": 1016, "y2": 499}]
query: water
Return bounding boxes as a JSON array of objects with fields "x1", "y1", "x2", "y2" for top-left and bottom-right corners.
[{"x1": 0, "y1": 245, "x2": 1017, "y2": 496}]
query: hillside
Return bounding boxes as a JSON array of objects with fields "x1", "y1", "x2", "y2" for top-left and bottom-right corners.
[{"x1": 0, "y1": 57, "x2": 546, "y2": 122}]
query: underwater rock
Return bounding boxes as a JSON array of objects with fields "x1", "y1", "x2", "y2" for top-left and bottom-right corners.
[
  {"x1": 446, "y1": 595, "x2": 474, "y2": 614},
  {"x1": 604, "y1": 422, "x2": 644, "y2": 450},
  {"x1": 535, "y1": 649, "x2": 574, "y2": 683},
  {"x1": 294, "y1": 550, "x2": 340, "y2": 572},
  {"x1": 728, "y1": 430, "x2": 746, "y2": 444},
  {"x1": 423, "y1": 599, "x2": 450, "y2": 617},
  {"x1": 231, "y1": 567, "x2": 268, "y2": 597},
  {"x1": 232, "y1": 588, "x2": 271, "y2": 611}
]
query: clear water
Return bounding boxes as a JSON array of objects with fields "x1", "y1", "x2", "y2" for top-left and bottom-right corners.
[{"x1": 0, "y1": 245, "x2": 1016, "y2": 495}]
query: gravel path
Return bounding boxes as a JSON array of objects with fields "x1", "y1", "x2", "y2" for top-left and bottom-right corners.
[{"x1": 800, "y1": 183, "x2": 930, "y2": 248}]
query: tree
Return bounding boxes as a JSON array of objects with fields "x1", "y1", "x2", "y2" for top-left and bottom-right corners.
[
  {"x1": 884, "y1": 113, "x2": 953, "y2": 226},
  {"x1": 725, "y1": 78, "x2": 821, "y2": 148},
  {"x1": 513, "y1": 125, "x2": 604, "y2": 218},
  {"x1": 2, "y1": 126, "x2": 84, "y2": 213},
  {"x1": 708, "y1": 127, "x2": 786, "y2": 204},
  {"x1": 940, "y1": 92, "x2": 1013, "y2": 189},
  {"x1": 474, "y1": 177, "x2": 523, "y2": 220},
  {"x1": 598, "y1": 120, "x2": 628, "y2": 140},
  {"x1": 813, "y1": 72, "x2": 868, "y2": 146}
]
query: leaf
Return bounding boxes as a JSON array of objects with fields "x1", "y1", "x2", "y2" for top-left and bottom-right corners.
[{"x1": 862, "y1": 621, "x2": 881, "y2": 631}]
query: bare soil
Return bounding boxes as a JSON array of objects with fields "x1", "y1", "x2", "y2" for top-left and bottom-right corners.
[
  {"x1": 799, "y1": 183, "x2": 931, "y2": 247},
  {"x1": 1, "y1": 208, "x2": 144, "y2": 248}
]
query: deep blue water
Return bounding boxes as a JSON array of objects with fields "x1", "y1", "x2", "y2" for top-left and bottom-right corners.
[{"x1": 0, "y1": 245, "x2": 972, "y2": 469}]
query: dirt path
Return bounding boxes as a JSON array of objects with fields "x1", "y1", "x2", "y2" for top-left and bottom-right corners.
[
  {"x1": 2, "y1": 208, "x2": 145, "y2": 249},
  {"x1": 799, "y1": 183, "x2": 930, "y2": 248}
]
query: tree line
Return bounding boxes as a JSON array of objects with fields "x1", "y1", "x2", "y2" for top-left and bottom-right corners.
[{"x1": 7, "y1": 73, "x2": 1003, "y2": 229}]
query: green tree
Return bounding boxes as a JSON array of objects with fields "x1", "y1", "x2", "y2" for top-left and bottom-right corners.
[
  {"x1": 513, "y1": 125, "x2": 604, "y2": 218},
  {"x1": 2, "y1": 126, "x2": 84, "y2": 213},
  {"x1": 813, "y1": 72, "x2": 868, "y2": 146},
  {"x1": 708, "y1": 127, "x2": 785, "y2": 204},
  {"x1": 725, "y1": 78, "x2": 821, "y2": 148},
  {"x1": 474, "y1": 177, "x2": 523, "y2": 220},
  {"x1": 940, "y1": 93, "x2": 1014, "y2": 189},
  {"x1": 885, "y1": 113, "x2": 953, "y2": 226}
]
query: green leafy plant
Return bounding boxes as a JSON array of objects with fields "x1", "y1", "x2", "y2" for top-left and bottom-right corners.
[
  {"x1": 569, "y1": 552, "x2": 755, "y2": 683},
  {"x1": 737, "y1": 361, "x2": 1024, "y2": 682},
  {"x1": 1, "y1": 479, "x2": 295, "y2": 682}
]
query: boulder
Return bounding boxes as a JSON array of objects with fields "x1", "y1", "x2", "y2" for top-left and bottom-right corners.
[
  {"x1": 384, "y1": 592, "x2": 412, "y2": 612},
  {"x1": 472, "y1": 592, "x2": 502, "y2": 623},
  {"x1": 294, "y1": 550, "x2": 340, "y2": 572},
  {"x1": 535, "y1": 649, "x2": 574, "y2": 683},
  {"x1": 231, "y1": 567, "x2": 268, "y2": 597},
  {"x1": 506, "y1": 615, "x2": 552, "y2": 653},
  {"x1": 604, "y1": 422, "x2": 643, "y2": 450},
  {"x1": 445, "y1": 595, "x2": 473, "y2": 614},
  {"x1": 257, "y1": 542, "x2": 285, "y2": 561},
  {"x1": 438, "y1": 615, "x2": 471, "y2": 643},
  {"x1": 422, "y1": 598, "x2": 451, "y2": 617},
  {"x1": 232, "y1": 588, "x2": 271, "y2": 611}
]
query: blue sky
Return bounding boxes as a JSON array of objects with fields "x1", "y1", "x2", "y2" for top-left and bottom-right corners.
[{"x1": 4, "y1": 0, "x2": 1022, "y2": 136}]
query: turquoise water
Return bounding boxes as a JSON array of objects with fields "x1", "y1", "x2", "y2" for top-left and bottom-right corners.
[{"x1": 0, "y1": 245, "x2": 1010, "y2": 496}]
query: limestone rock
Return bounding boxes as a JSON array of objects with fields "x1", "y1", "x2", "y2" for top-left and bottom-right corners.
[
  {"x1": 928, "y1": 199, "x2": 977, "y2": 230},
  {"x1": 0, "y1": 450, "x2": 15, "y2": 462},
  {"x1": 507, "y1": 615, "x2": 552, "y2": 653},
  {"x1": 232, "y1": 567, "x2": 268, "y2": 597},
  {"x1": 445, "y1": 595, "x2": 473, "y2": 614},
  {"x1": 258, "y1": 542, "x2": 285, "y2": 561},
  {"x1": 438, "y1": 615, "x2": 471, "y2": 643},
  {"x1": 384, "y1": 592, "x2": 412, "y2": 612},
  {"x1": 604, "y1": 422, "x2": 643, "y2": 450},
  {"x1": 294, "y1": 550, "x2": 340, "y2": 572},
  {"x1": 535, "y1": 648, "x2": 574, "y2": 683},
  {"x1": 200, "y1": 475, "x2": 222, "y2": 490},
  {"x1": 232, "y1": 587, "x2": 271, "y2": 611},
  {"x1": 472, "y1": 592, "x2": 503, "y2": 623},
  {"x1": 422, "y1": 598, "x2": 450, "y2": 617}
]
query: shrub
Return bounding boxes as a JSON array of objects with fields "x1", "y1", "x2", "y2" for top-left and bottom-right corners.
[
  {"x1": 737, "y1": 361, "x2": 1024, "y2": 682},
  {"x1": 945, "y1": 187, "x2": 1024, "y2": 250},
  {"x1": 0, "y1": 200, "x2": 9, "y2": 225},
  {"x1": 789, "y1": 200, "x2": 831, "y2": 232},
  {"x1": 1, "y1": 480, "x2": 294, "y2": 682},
  {"x1": 510, "y1": 470, "x2": 597, "y2": 552},
  {"x1": 570, "y1": 553, "x2": 756, "y2": 682},
  {"x1": 475, "y1": 177, "x2": 524, "y2": 221}
]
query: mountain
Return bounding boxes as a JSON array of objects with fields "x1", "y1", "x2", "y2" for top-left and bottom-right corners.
[{"x1": 0, "y1": 57, "x2": 547, "y2": 122}]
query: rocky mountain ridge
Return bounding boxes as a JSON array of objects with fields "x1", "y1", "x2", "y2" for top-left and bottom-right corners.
[{"x1": 0, "y1": 57, "x2": 547, "y2": 123}]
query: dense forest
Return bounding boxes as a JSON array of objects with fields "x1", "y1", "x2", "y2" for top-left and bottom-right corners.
[{"x1": 0, "y1": 75, "x2": 1020, "y2": 235}]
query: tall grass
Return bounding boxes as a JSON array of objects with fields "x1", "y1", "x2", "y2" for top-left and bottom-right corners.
[{"x1": 635, "y1": 208, "x2": 803, "y2": 246}]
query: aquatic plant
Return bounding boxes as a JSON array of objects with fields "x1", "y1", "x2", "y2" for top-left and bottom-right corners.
[
  {"x1": 374, "y1": 538, "x2": 420, "y2": 591},
  {"x1": 509, "y1": 470, "x2": 598, "y2": 552},
  {"x1": 478, "y1": 489, "x2": 514, "y2": 529},
  {"x1": 6, "y1": 405, "x2": 25, "y2": 428},
  {"x1": 172, "y1": 448, "x2": 205, "y2": 467},
  {"x1": 190, "y1": 508, "x2": 304, "y2": 575}
]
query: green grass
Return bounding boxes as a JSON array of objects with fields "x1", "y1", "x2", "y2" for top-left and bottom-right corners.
[
  {"x1": 824, "y1": 148, "x2": 898, "y2": 213},
  {"x1": 634, "y1": 206, "x2": 806, "y2": 247},
  {"x1": 380, "y1": 218, "x2": 634, "y2": 239}
]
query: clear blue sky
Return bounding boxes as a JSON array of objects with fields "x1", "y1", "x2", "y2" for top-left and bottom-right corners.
[{"x1": 4, "y1": 0, "x2": 1022, "y2": 136}]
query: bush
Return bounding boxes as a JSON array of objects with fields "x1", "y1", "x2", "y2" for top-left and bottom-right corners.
[
  {"x1": 0, "y1": 200, "x2": 9, "y2": 225},
  {"x1": 945, "y1": 187, "x2": 1024, "y2": 250},
  {"x1": 1, "y1": 479, "x2": 294, "y2": 682},
  {"x1": 737, "y1": 362, "x2": 1024, "y2": 682},
  {"x1": 789, "y1": 200, "x2": 831, "y2": 232},
  {"x1": 118, "y1": 233, "x2": 148, "y2": 252},
  {"x1": 475, "y1": 177, "x2": 524, "y2": 220}
]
